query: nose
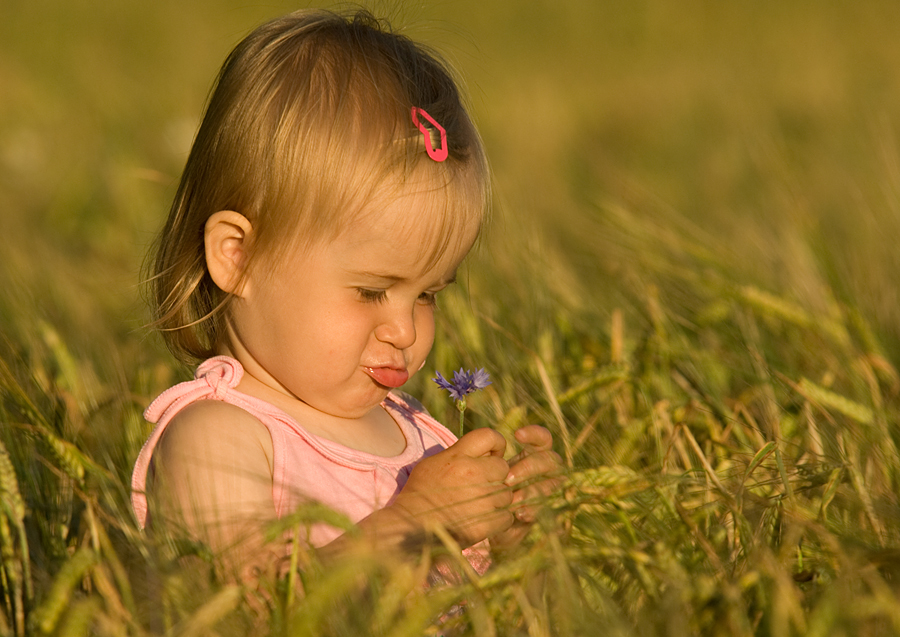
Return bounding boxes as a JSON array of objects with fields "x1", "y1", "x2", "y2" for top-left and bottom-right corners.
[{"x1": 375, "y1": 303, "x2": 417, "y2": 350}]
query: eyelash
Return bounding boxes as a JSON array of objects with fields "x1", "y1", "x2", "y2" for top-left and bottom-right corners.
[
  {"x1": 357, "y1": 288, "x2": 388, "y2": 304},
  {"x1": 418, "y1": 291, "x2": 438, "y2": 307},
  {"x1": 356, "y1": 289, "x2": 439, "y2": 307}
]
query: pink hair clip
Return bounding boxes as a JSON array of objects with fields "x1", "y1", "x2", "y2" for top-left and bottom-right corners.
[{"x1": 411, "y1": 107, "x2": 448, "y2": 162}]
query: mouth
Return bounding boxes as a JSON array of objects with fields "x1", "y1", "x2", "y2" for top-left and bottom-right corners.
[{"x1": 363, "y1": 366, "x2": 410, "y2": 388}]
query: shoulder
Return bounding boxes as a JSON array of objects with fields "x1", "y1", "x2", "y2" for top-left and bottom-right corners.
[
  {"x1": 145, "y1": 398, "x2": 279, "y2": 554},
  {"x1": 161, "y1": 399, "x2": 269, "y2": 441},
  {"x1": 156, "y1": 399, "x2": 275, "y2": 474}
]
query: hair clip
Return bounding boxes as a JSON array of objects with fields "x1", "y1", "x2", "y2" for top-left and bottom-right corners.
[{"x1": 411, "y1": 107, "x2": 448, "y2": 162}]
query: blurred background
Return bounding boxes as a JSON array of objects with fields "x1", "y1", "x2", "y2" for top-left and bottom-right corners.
[{"x1": 3, "y1": 0, "x2": 899, "y2": 365}]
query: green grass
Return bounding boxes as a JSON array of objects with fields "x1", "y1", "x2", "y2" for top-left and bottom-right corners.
[{"x1": 3, "y1": 0, "x2": 900, "y2": 634}]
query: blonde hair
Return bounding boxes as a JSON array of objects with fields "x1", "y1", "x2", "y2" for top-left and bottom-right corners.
[{"x1": 148, "y1": 9, "x2": 489, "y2": 361}]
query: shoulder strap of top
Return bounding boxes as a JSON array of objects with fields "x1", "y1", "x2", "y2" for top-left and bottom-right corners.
[
  {"x1": 144, "y1": 356, "x2": 243, "y2": 424},
  {"x1": 130, "y1": 356, "x2": 244, "y2": 528}
]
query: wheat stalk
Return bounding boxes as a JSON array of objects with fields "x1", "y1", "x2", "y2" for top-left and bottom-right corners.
[{"x1": 0, "y1": 439, "x2": 29, "y2": 637}]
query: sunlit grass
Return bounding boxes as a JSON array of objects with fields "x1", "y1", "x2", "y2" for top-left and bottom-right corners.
[{"x1": 2, "y1": 0, "x2": 900, "y2": 634}]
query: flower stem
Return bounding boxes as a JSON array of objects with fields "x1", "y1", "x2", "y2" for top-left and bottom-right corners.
[{"x1": 457, "y1": 398, "x2": 467, "y2": 438}]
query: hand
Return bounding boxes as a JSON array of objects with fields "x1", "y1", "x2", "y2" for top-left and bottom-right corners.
[
  {"x1": 391, "y1": 428, "x2": 514, "y2": 549},
  {"x1": 490, "y1": 425, "x2": 563, "y2": 553}
]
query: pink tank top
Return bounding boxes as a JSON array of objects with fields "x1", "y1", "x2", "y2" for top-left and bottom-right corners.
[{"x1": 131, "y1": 356, "x2": 490, "y2": 572}]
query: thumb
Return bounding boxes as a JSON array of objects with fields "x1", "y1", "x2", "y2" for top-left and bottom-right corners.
[{"x1": 453, "y1": 428, "x2": 507, "y2": 458}]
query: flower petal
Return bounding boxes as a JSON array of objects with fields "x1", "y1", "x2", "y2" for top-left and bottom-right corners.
[
  {"x1": 432, "y1": 372, "x2": 454, "y2": 391},
  {"x1": 471, "y1": 368, "x2": 492, "y2": 389}
]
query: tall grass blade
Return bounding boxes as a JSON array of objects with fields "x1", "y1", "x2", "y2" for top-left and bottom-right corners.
[
  {"x1": 174, "y1": 584, "x2": 242, "y2": 637},
  {"x1": 797, "y1": 378, "x2": 874, "y2": 425},
  {"x1": 29, "y1": 548, "x2": 99, "y2": 635},
  {"x1": 0, "y1": 438, "x2": 30, "y2": 637}
]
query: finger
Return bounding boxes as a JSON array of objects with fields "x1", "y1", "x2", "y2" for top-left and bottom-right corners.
[
  {"x1": 506, "y1": 426, "x2": 553, "y2": 465},
  {"x1": 454, "y1": 428, "x2": 507, "y2": 458},
  {"x1": 487, "y1": 483, "x2": 514, "y2": 509},
  {"x1": 506, "y1": 502, "x2": 535, "y2": 524},
  {"x1": 505, "y1": 450, "x2": 563, "y2": 486},
  {"x1": 510, "y1": 475, "x2": 558, "y2": 505},
  {"x1": 512, "y1": 499, "x2": 537, "y2": 523},
  {"x1": 516, "y1": 476, "x2": 565, "y2": 504},
  {"x1": 514, "y1": 425, "x2": 553, "y2": 450},
  {"x1": 460, "y1": 500, "x2": 514, "y2": 527},
  {"x1": 490, "y1": 518, "x2": 529, "y2": 550},
  {"x1": 508, "y1": 478, "x2": 559, "y2": 522},
  {"x1": 479, "y1": 455, "x2": 511, "y2": 482},
  {"x1": 493, "y1": 509, "x2": 516, "y2": 534},
  {"x1": 454, "y1": 508, "x2": 514, "y2": 547}
]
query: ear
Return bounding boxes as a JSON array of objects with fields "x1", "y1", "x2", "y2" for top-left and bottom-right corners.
[{"x1": 205, "y1": 211, "x2": 253, "y2": 297}]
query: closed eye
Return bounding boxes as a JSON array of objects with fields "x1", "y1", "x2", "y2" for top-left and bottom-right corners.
[
  {"x1": 417, "y1": 290, "x2": 438, "y2": 307},
  {"x1": 357, "y1": 288, "x2": 388, "y2": 304}
]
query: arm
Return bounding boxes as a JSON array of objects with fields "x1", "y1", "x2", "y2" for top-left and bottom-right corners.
[{"x1": 147, "y1": 400, "x2": 281, "y2": 580}]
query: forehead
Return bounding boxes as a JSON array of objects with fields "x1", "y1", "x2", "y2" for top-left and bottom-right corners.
[{"x1": 342, "y1": 166, "x2": 484, "y2": 270}]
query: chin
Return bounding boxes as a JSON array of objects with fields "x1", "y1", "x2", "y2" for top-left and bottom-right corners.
[{"x1": 339, "y1": 394, "x2": 391, "y2": 419}]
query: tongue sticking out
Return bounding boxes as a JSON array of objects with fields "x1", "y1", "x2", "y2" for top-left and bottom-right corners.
[{"x1": 364, "y1": 367, "x2": 410, "y2": 388}]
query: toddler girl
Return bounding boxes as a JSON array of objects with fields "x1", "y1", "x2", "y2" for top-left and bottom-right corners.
[{"x1": 131, "y1": 9, "x2": 560, "y2": 581}]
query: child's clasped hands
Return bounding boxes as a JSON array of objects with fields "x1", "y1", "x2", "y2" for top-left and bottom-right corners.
[{"x1": 394, "y1": 425, "x2": 562, "y2": 552}]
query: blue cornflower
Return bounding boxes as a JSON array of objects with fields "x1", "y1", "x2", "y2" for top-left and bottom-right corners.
[
  {"x1": 433, "y1": 368, "x2": 492, "y2": 437},
  {"x1": 433, "y1": 368, "x2": 492, "y2": 401}
]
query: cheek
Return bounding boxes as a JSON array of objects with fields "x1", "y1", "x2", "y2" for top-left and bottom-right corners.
[{"x1": 416, "y1": 307, "x2": 437, "y2": 353}]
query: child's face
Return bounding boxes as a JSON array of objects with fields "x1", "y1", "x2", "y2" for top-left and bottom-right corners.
[{"x1": 228, "y1": 181, "x2": 479, "y2": 421}]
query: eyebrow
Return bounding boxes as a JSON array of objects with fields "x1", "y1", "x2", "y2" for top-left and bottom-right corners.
[{"x1": 349, "y1": 270, "x2": 458, "y2": 286}]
